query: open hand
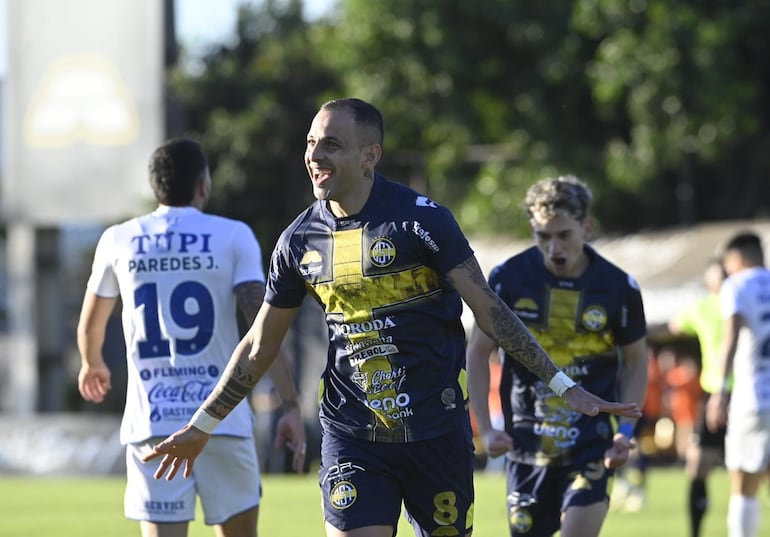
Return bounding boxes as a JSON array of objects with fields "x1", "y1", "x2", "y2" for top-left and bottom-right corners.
[
  {"x1": 78, "y1": 363, "x2": 112, "y2": 403},
  {"x1": 141, "y1": 425, "x2": 211, "y2": 480},
  {"x1": 563, "y1": 385, "x2": 641, "y2": 418}
]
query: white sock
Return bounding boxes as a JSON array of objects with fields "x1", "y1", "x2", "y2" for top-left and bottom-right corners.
[{"x1": 727, "y1": 494, "x2": 760, "y2": 537}]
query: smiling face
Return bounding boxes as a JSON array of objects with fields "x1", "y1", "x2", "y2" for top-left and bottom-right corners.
[{"x1": 305, "y1": 107, "x2": 368, "y2": 203}]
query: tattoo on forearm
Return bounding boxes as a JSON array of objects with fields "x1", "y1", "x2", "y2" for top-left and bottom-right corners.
[
  {"x1": 450, "y1": 256, "x2": 559, "y2": 383},
  {"x1": 235, "y1": 281, "x2": 266, "y2": 325},
  {"x1": 491, "y1": 299, "x2": 559, "y2": 382},
  {"x1": 207, "y1": 362, "x2": 262, "y2": 420}
]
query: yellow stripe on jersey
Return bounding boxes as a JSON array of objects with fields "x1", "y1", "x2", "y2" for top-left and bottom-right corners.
[
  {"x1": 528, "y1": 287, "x2": 616, "y2": 461},
  {"x1": 311, "y1": 228, "x2": 443, "y2": 430},
  {"x1": 530, "y1": 288, "x2": 615, "y2": 367}
]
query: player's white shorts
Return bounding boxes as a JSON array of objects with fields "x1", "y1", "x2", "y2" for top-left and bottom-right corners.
[
  {"x1": 125, "y1": 435, "x2": 261, "y2": 525},
  {"x1": 725, "y1": 411, "x2": 770, "y2": 473}
]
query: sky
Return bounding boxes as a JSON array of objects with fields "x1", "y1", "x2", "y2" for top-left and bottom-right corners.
[{"x1": 0, "y1": 0, "x2": 334, "y2": 76}]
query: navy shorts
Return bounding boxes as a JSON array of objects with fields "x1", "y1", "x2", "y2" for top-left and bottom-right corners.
[
  {"x1": 319, "y1": 428, "x2": 475, "y2": 535},
  {"x1": 505, "y1": 458, "x2": 611, "y2": 537}
]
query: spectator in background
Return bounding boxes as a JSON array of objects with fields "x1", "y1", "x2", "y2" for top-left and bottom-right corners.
[
  {"x1": 467, "y1": 175, "x2": 648, "y2": 537},
  {"x1": 707, "y1": 231, "x2": 770, "y2": 537},
  {"x1": 648, "y1": 258, "x2": 727, "y2": 537},
  {"x1": 76, "y1": 137, "x2": 305, "y2": 537}
]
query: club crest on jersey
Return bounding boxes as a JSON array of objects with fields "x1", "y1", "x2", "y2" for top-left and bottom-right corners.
[
  {"x1": 369, "y1": 237, "x2": 396, "y2": 267},
  {"x1": 509, "y1": 507, "x2": 534, "y2": 533},
  {"x1": 329, "y1": 480, "x2": 358, "y2": 510},
  {"x1": 581, "y1": 305, "x2": 607, "y2": 331}
]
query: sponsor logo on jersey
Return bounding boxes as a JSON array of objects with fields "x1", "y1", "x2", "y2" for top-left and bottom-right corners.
[
  {"x1": 332, "y1": 316, "x2": 396, "y2": 337},
  {"x1": 581, "y1": 305, "x2": 607, "y2": 331},
  {"x1": 321, "y1": 462, "x2": 365, "y2": 483},
  {"x1": 533, "y1": 422, "x2": 581, "y2": 448},
  {"x1": 365, "y1": 393, "x2": 414, "y2": 419},
  {"x1": 369, "y1": 237, "x2": 396, "y2": 267},
  {"x1": 416, "y1": 195, "x2": 438, "y2": 208},
  {"x1": 412, "y1": 221, "x2": 440, "y2": 253},
  {"x1": 329, "y1": 481, "x2": 358, "y2": 510},
  {"x1": 299, "y1": 250, "x2": 324, "y2": 276},
  {"x1": 348, "y1": 343, "x2": 399, "y2": 367},
  {"x1": 352, "y1": 366, "x2": 406, "y2": 393}
]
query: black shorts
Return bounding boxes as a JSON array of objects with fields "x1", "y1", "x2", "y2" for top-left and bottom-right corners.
[
  {"x1": 505, "y1": 458, "x2": 612, "y2": 537},
  {"x1": 319, "y1": 428, "x2": 475, "y2": 535},
  {"x1": 693, "y1": 392, "x2": 727, "y2": 450}
]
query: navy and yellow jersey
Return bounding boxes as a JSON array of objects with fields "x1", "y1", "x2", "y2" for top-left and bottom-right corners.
[
  {"x1": 265, "y1": 174, "x2": 475, "y2": 443},
  {"x1": 492, "y1": 245, "x2": 646, "y2": 467}
]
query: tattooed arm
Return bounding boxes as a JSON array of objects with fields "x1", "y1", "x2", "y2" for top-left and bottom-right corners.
[
  {"x1": 235, "y1": 282, "x2": 305, "y2": 471},
  {"x1": 448, "y1": 256, "x2": 559, "y2": 382},
  {"x1": 142, "y1": 303, "x2": 300, "y2": 479},
  {"x1": 449, "y1": 255, "x2": 641, "y2": 419}
]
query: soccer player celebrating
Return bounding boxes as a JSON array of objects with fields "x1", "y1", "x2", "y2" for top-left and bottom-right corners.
[
  {"x1": 143, "y1": 100, "x2": 640, "y2": 537},
  {"x1": 467, "y1": 175, "x2": 648, "y2": 537}
]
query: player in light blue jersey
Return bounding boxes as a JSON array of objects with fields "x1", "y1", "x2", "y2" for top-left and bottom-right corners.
[{"x1": 77, "y1": 138, "x2": 305, "y2": 537}]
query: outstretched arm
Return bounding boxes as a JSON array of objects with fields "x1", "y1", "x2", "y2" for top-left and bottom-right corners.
[
  {"x1": 235, "y1": 282, "x2": 305, "y2": 472},
  {"x1": 449, "y1": 255, "x2": 640, "y2": 418},
  {"x1": 142, "y1": 303, "x2": 300, "y2": 479}
]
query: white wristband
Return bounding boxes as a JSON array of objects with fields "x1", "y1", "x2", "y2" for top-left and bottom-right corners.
[
  {"x1": 189, "y1": 408, "x2": 221, "y2": 435},
  {"x1": 548, "y1": 371, "x2": 577, "y2": 396}
]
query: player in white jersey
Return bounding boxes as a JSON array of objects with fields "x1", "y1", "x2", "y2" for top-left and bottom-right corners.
[
  {"x1": 706, "y1": 231, "x2": 770, "y2": 537},
  {"x1": 76, "y1": 138, "x2": 306, "y2": 537}
]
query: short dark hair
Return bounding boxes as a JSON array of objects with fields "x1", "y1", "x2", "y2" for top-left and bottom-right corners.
[
  {"x1": 320, "y1": 98, "x2": 384, "y2": 145},
  {"x1": 724, "y1": 231, "x2": 764, "y2": 265},
  {"x1": 148, "y1": 138, "x2": 208, "y2": 206}
]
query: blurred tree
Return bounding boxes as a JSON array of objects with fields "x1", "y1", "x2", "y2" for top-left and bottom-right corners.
[
  {"x1": 323, "y1": 0, "x2": 770, "y2": 237},
  {"x1": 169, "y1": 0, "x2": 770, "y2": 240},
  {"x1": 168, "y1": 0, "x2": 342, "y2": 250}
]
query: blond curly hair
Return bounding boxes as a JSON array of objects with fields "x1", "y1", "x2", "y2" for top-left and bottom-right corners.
[{"x1": 524, "y1": 175, "x2": 593, "y2": 222}]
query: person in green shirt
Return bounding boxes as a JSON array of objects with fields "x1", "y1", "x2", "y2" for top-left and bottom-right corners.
[{"x1": 652, "y1": 258, "x2": 728, "y2": 537}]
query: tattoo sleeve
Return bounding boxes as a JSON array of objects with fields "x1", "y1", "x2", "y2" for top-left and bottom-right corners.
[
  {"x1": 234, "y1": 281, "x2": 267, "y2": 325},
  {"x1": 207, "y1": 362, "x2": 263, "y2": 420},
  {"x1": 202, "y1": 281, "x2": 269, "y2": 420},
  {"x1": 450, "y1": 256, "x2": 559, "y2": 383},
  {"x1": 489, "y1": 298, "x2": 559, "y2": 382}
]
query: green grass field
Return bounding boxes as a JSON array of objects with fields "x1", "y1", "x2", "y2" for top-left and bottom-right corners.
[{"x1": 0, "y1": 467, "x2": 767, "y2": 536}]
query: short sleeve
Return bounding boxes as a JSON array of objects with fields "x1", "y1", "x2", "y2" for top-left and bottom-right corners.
[
  {"x1": 264, "y1": 237, "x2": 307, "y2": 308},
  {"x1": 616, "y1": 274, "x2": 647, "y2": 345},
  {"x1": 231, "y1": 222, "x2": 265, "y2": 286},
  {"x1": 413, "y1": 203, "x2": 474, "y2": 275},
  {"x1": 719, "y1": 278, "x2": 740, "y2": 318},
  {"x1": 86, "y1": 227, "x2": 120, "y2": 298}
]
